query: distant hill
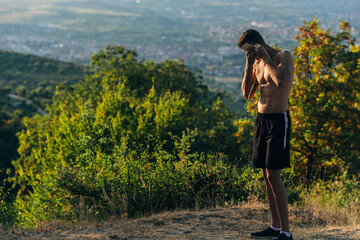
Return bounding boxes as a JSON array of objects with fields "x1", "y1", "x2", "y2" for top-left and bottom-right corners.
[{"x1": 0, "y1": 50, "x2": 85, "y2": 90}]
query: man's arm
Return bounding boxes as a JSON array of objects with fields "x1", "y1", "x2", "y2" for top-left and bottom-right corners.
[
  {"x1": 255, "y1": 45, "x2": 294, "y2": 88},
  {"x1": 242, "y1": 48, "x2": 259, "y2": 99}
]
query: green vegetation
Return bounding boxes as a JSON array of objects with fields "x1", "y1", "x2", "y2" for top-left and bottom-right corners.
[
  {"x1": 0, "y1": 51, "x2": 85, "y2": 184},
  {"x1": 0, "y1": 182, "x2": 17, "y2": 229},
  {"x1": 0, "y1": 50, "x2": 84, "y2": 90},
  {"x1": 290, "y1": 19, "x2": 360, "y2": 182},
  {"x1": 0, "y1": 87, "x2": 36, "y2": 175},
  {"x1": 1, "y1": 19, "x2": 359, "y2": 229},
  {"x1": 0, "y1": 50, "x2": 85, "y2": 111},
  {"x1": 8, "y1": 45, "x2": 246, "y2": 227}
]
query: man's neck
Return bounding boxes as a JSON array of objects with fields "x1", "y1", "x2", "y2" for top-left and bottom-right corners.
[{"x1": 264, "y1": 44, "x2": 280, "y2": 58}]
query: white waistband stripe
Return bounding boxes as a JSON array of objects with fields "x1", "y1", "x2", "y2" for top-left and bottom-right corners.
[{"x1": 284, "y1": 112, "x2": 288, "y2": 149}]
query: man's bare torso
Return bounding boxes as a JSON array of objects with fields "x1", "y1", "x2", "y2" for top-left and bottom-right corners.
[{"x1": 252, "y1": 50, "x2": 293, "y2": 113}]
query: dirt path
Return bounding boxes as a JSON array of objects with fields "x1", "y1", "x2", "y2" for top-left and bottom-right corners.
[{"x1": 2, "y1": 204, "x2": 360, "y2": 240}]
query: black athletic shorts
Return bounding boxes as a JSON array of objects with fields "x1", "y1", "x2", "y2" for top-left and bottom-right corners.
[{"x1": 252, "y1": 111, "x2": 291, "y2": 169}]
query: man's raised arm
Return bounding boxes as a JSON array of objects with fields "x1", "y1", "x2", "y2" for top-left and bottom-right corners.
[
  {"x1": 242, "y1": 47, "x2": 259, "y2": 99},
  {"x1": 254, "y1": 45, "x2": 294, "y2": 88}
]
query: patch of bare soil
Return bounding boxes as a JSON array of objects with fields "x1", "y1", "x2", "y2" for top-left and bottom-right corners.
[{"x1": 2, "y1": 204, "x2": 359, "y2": 240}]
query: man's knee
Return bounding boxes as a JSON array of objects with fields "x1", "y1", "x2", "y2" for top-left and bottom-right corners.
[
  {"x1": 262, "y1": 169, "x2": 271, "y2": 183},
  {"x1": 265, "y1": 169, "x2": 281, "y2": 185}
]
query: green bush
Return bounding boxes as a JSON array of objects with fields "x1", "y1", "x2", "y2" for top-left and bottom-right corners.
[
  {"x1": 13, "y1": 128, "x2": 250, "y2": 227},
  {"x1": 10, "y1": 45, "x2": 246, "y2": 228},
  {"x1": 0, "y1": 181, "x2": 17, "y2": 229},
  {"x1": 0, "y1": 183, "x2": 7, "y2": 222}
]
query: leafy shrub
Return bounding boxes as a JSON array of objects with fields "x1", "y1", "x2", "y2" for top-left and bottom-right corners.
[
  {"x1": 10, "y1": 46, "x2": 246, "y2": 227},
  {"x1": 0, "y1": 181, "x2": 17, "y2": 229},
  {"x1": 13, "y1": 127, "x2": 250, "y2": 227}
]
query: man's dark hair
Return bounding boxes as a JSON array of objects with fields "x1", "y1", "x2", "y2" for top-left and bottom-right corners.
[{"x1": 238, "y1": 29, "x2": 266, "y2": 48}]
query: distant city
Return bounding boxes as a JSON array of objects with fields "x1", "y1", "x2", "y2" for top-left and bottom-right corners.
[{"x1": 1, "y1": 0, "x2": 359, "y2": 80}]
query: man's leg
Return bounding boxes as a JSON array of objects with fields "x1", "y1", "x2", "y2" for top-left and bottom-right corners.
[
  {"x1": 265, "y1": 169, "x2": 290, "y2": 232},
  {"x1": 262, "y1": 168, "x2": 281, "y2": 228}
]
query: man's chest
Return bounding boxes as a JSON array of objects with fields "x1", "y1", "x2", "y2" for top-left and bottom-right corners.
[{"x1": 254, "y1": 60, "x2": 270, "y2": 84}]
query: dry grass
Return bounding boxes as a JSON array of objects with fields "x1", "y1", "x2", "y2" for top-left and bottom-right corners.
[
  {"x1": 2, "y1": 200, "x2": 360, "y2": 240},
  {"x1": 300, "y1": 181, "x2": 360, "y2": 227}
]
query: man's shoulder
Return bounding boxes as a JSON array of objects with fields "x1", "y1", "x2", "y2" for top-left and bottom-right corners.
[
  {"x1": 277, "y1": 49, "x2": 294, "y2": 66},
  {"x1": 278, "y1": 49, "x2": 293, "y2": 58}
]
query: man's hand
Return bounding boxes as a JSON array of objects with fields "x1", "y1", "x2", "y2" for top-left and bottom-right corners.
[
  {"x1": 246, "y1": 46, "x2": 257, "y2": 65},
  {"x1": 254, "y1": 44, "x2": 271, "y2": 63}
]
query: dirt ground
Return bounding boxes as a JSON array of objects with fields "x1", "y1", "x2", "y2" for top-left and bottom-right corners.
[{"x1": 2, "y1": 203, "x2": 359, "y2": 240}]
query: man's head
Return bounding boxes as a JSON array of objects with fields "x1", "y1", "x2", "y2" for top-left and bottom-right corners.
[{"x1": 238, "y1": 29, "x2": 265, "y2": 50}]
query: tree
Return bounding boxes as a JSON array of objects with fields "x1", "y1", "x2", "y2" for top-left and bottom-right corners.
[
  {"x1": 86, "y1": 44, "x2": 207, "y2": 104},
  {"x1": 10, "y1": 45, "x2": 244, "y2": 226},
  {"x1": 15, "y1": 85, "x2": 27, "y2": 98},
  {"x1": 290, "y1": 17, "x2": 360, "y2": 182}
]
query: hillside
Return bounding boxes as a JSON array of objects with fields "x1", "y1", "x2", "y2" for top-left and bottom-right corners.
[
  {"x1": 2, "y1": 203, "x2": 360, "y2": 239},
  {"x1": 0, "y1": 50, "x2": 85, "y2": 90}
]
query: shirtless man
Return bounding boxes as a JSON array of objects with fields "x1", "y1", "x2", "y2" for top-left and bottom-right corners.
[{"x1": 238, "y1": 29, "x2": 294, "y2": 240}]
